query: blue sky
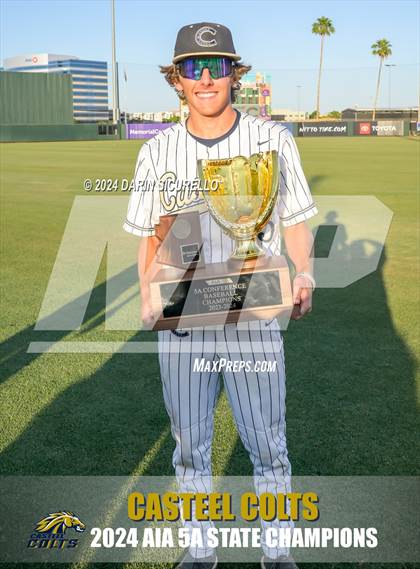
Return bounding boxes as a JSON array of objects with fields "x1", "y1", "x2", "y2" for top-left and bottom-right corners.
[{"x1": 1, "y1": 0, "x2": 419, "y2": 113}]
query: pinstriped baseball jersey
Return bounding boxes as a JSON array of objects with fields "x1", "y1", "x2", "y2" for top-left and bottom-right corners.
[
  {"x1": 123, "y1": 111, "x2": 311, "y2": 560},
  {"x1": 123, "y1": 111, "x2": 318, "y2": 260}
]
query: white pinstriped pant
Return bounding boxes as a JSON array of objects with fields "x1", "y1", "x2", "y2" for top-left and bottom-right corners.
[{"x1": 158, "y1": 319, "x2": 292, "y2": 559}]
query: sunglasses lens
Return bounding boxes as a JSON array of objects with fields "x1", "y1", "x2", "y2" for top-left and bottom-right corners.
[
  {"x1": 179, "y1": 57, "x2": 233, "y2": 80},
  {"x1": 179, "y1": 59, "x2": 201, "y2": 80},
  {"x1": 210, "y1": 58, "x2": 233, "y2": 78}
]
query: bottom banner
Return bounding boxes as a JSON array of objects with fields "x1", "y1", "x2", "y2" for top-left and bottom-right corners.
[{"x1": 0, "y1": 476, "x2": 418, "y2": 564}]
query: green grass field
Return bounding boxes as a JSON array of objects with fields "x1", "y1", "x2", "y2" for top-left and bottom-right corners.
[{"x1": 0, "y1": 137, "x2": 419, "y2": 569}]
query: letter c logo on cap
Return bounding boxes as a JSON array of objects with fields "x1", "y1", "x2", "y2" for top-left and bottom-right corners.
[{"x1": 195, "y1": 26, "x2": 217, "y2": 47}]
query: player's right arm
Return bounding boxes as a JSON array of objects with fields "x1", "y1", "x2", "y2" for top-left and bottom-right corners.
[
  {"x1": 137, "y1": 236, "x2": 159, "y2": 326},
  {"x1": 123, "y1": 141, "x2": 160, "y2": 327}
]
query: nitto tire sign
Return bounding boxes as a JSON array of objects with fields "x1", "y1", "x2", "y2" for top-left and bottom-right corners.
[{"x1": 298, "y1": 122, "x2": 348, "y2": 136}]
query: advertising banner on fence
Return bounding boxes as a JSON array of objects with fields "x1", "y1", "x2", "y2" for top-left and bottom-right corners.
[
  {"x1": 376, "y1": 120, "x2": 404, "y2": 136},
  {"x1": 126, "y1": 123, "x2": 172, "y2": 139},
  {"x1": 357, "y1": 122, "x2": 373, "y2": 135},
  {"x1": 297, "y1": 122, "x2": 348, "y2": 136},
  {"x1": 356, "y1": 121, "x2": 404, "y2": 136}
]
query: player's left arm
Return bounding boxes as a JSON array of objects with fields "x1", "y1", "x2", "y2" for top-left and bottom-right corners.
[
  {"x1": 283, "y1": 222, "x2": 314, "y2": 320},
  {"x1": 278, "y1": 129, "x2": 318, "y2": 320}
]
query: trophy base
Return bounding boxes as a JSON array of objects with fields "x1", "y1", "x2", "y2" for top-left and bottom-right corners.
[
  {"x1": 230, "y1": 237, "x2": 264, "y2": 262},
  {"x1": 149, "y1": 256, "x2": 293, "y2": 331},
  {"x1": 227, "y1": 255, "x2": 261, "y2": 271}
]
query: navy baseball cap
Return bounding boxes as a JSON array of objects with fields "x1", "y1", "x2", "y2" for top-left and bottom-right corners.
[{"x1": 173, "y1": 22, "x2": 241, "y2": 63}]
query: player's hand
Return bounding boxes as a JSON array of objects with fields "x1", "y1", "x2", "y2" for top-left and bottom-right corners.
[
  {"x1": 291, "y1": 275, "x2": 313, "y2": 320},
  {"x1": 141, "y1": 300, "x2": 156, "y2": 329}
]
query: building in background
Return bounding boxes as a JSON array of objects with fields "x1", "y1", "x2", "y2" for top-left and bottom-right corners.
[
  {"x1": 3, "y1": 53, "x2": 109, "y2": 122},
  {"x1": 179, "y1": 99, "x2": 189, "y2": 122},
  {"x1": 271, "y1": 108, "x2": 308, "y2": 121},
  {"x1": 130, "y1": 110, "x2": 179, "y2": 122},
  {"x1": 342, "y1": 107, "x2": 418, "y2": 121},
  {"x1": 234, "y1": 72, "x2": 271, "y2": 119}
]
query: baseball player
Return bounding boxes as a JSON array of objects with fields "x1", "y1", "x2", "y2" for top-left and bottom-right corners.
[{"x1": 123, "y1": 22, "x2": 317, "y2": 569}]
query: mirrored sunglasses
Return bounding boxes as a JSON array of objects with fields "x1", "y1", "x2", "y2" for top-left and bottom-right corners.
[{"x1": 178, "y1": 57, "x2": 234, "y2": 80}]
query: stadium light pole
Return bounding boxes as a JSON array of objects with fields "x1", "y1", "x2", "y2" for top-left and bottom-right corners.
[
  {"x1": 385, "y1": 64, "x2": 396, "y2": 108},
  {"x1": 111, "y1": 0, "x2": 121, "y2": 124},
  {"x1": 123, "y1": 68, "x2": 128, "y2": 128}
]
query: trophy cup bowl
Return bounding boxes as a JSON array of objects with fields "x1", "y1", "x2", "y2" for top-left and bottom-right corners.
[{"x1": 197, "y1": 150, "x2": 279, "y2": 265}]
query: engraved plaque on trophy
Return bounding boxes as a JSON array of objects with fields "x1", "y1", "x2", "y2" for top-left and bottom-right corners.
[
  {"x1": 149, "y1": 151, "x2": 293, "y2": 330},
  {"x1": 153, "y1": 211, "x2": 204, "y2": 270}
]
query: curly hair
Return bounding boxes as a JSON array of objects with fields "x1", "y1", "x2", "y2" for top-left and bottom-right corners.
[{"x1": 159, "y1": 61, "x2": 252, "y2": 103}]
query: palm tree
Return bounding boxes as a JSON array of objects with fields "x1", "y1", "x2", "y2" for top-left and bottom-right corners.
[
  {"x1": 371, "y1": 39, "x2": 392, "y2": 120},
  {"x1": 312, "y1": 17, "x2": 335, "y2": 119}
]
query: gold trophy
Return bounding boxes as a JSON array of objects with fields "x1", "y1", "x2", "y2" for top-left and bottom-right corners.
[
  {"x1": 149, "y1": 151, "x2": 292, "y2": 330},
  {"x1": 197, "y1": 151, "x2": 279, "y2": 264}
]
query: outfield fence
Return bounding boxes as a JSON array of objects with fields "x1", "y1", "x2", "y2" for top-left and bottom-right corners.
[
  {"x1": 0, "y1": 123, "x2": 125, "y2": 142},
  {"x1": 1, "y1": 119, "x2": 412, "y2": 142},
  {"x1": 0, "y1": 120, "x2": 411, "y2": 142},
  {"x1": 124, "y1": 119, "x2": 409, "y2": 140}
]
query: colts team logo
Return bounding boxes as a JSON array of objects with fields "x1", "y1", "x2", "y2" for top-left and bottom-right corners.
[
  {"x1": 195, "y1": 25, "x2": 217, "y2": 47},
  {"x1": 159, "y1": 172, "x2": 204, "y2": 214},
  {"x1": 27, "y1": 511, "x2": 86, "y2": 549}
]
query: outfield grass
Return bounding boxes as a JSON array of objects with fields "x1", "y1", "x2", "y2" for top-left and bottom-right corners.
[{"x1": 0, "y1": 137, "x2": 419, "y2": 569}]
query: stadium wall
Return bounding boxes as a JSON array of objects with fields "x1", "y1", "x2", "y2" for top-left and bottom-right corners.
[
  {"x1": 124, "y1": 121, "x2": 408, "y2": 140},
  {"x1": 296, "y1": 120, "x2": 406, "y2": 137},
  {"x1": 0, "y1": 123, "x2": 125, "y2": 142},
  {"x1": 0, "y1": 71, "x2": 127, "y2": 142},
  {"x1": 0, "y1": 71, "x2": 74, "y2": 125}
]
